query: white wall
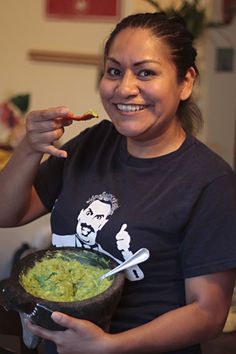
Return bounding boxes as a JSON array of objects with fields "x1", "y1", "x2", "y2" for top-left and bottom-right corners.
[{"x1": 0, "y1": 0, "x2": 235, "y2": 279}]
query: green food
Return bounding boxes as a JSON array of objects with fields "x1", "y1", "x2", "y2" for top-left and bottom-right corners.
[{"x1": 20, "y1": 251, "x2": 112, "y2": 302}]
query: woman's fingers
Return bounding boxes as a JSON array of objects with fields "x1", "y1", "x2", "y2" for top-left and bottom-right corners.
[
  {"x1": 27, "y1": 106, "x2": 70, "y2": 121},
  {"x1": 27, "y1": 106, "x2": 70, "y2": 132},
  {"x1": 45, "y1": 145, "x2": 68, "y2": 158},
  {"x1": 24, "y1": 318, "x2": 58, "y2": 342},
  {"x1": 51, "y1": 312, "x2": 87, "y2": 332},
  {"x1": 27, "y1": 117, "x2": 69, "y2": 134},
  {"x1": 25, "y1": 106, "x2": 72, "y2": 157}
]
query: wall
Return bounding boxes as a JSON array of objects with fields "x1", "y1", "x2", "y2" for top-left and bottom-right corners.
[
  {"x1": 0, "y1": 0, "x2": 235, "y2": 279},
  {"x1": 204, "y1": 18, "x2": 236, "y2": 165}
]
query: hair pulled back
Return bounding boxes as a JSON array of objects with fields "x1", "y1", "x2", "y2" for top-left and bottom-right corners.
[{"x1": 103, "y1": 12, "x2": 203, "y2": 135}]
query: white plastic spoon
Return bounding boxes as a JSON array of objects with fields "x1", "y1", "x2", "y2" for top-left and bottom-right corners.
[{"x1": 99, "y1": 248, "x2": 150, "y2": 281}]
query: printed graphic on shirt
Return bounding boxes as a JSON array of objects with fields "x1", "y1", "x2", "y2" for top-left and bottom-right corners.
[{"x1": 52, "y1": 191, "x2": 146, "y2": 281}]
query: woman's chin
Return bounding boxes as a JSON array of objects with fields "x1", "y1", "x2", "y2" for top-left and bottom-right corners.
[
  {"x1": 113, "y1": 122, "x2": 145, "y2": 137},
  {"x1": 116, "y1": 128, "x2": 141, "y2": 137}
]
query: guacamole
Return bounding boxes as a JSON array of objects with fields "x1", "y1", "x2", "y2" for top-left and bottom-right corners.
[{"x1": 20, "y1": 251, "x2": 112, "y2": 302}]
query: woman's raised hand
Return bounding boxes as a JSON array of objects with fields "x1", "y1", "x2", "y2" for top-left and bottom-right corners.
[{"x1": 25, "y1": 106, "x2": 72, "y2": 158}]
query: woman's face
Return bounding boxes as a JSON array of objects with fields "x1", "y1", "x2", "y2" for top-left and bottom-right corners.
[{"x1": 99, "y1": 28, "x2": 194, "y2": 145}]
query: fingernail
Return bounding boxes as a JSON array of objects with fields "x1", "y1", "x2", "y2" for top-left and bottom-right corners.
[{"x1": 58, "y1": 152, "x2": 67, "y2": 158}]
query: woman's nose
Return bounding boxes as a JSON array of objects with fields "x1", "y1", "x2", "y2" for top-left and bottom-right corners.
[{"x1": 116, "y1": 72, "x2": 139, "y2": 97}]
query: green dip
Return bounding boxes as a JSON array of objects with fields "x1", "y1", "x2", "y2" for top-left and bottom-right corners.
[{"x1": 20, "y1": 251, "x2": 112, "y2": 302}]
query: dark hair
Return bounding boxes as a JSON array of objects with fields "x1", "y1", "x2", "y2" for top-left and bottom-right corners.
[
  {"x1": 103, "y1": 12, "x2": 203, "y2": 135},
  {"x1": 86, "y1": 192, "x2": 118, "y2": 215}
]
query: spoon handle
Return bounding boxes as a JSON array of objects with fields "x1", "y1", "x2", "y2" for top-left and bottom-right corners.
[{"x1": 99, "y1": 248, "x2": 150, "y2": 280}]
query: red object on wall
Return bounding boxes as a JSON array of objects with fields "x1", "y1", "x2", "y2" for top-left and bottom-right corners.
[
  {"x1": 222, "y1": 0, "x2": 236, "y2": 24},
  {"x1": 45, "y1": 0, "x2": 121, "y2": 21}
]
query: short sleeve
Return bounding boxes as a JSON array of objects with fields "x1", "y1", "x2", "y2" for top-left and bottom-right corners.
[
  {"x1": 33, "y1": 133, "x2": 79, "y2": 211},
  {"x1": 180, "y1": 172, "x2": 236, "y2": 278},
  {"x1": 34, "y1": 154, "x2": 67, "y2": 211}
]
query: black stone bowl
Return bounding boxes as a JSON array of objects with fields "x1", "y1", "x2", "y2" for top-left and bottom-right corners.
[{"x1": 0, "y1": 248, "x2": 125, "y2": 331}]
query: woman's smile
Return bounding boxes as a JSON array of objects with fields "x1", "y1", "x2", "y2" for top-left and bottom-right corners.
[{"x1": 115, "y1": 103, "x2": 148, "y2": 113}]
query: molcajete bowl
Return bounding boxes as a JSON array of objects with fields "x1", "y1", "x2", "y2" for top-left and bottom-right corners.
[{"x1": 0, "y1": 247, "x2": 125, "y2": 331}]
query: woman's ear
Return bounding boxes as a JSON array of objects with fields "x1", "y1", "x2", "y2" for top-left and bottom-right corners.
[{"x1": 180, "y1": 67, "x2": 196, "y2": 101}]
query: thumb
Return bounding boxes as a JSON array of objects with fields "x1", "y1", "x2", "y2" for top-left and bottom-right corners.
[
  {"x1": 51, "y1": 312, "x2": 79, "y2": 331},
  {"x1": 119, "y1": 223, "x2": 127, "y2": 233}
]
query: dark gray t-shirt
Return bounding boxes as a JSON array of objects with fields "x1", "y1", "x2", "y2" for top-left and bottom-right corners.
[{"x1": 34, "y1": 120, "x2": 236, "y2": 354}]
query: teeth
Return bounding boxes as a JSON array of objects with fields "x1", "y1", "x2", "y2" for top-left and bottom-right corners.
[{"x1": 117, "y1": 104, "x2": 145, "y2": 112}]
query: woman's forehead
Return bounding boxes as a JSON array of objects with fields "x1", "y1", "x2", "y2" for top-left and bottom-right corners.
[{"x1": 107, "y1": 28, "x2": 172, "y2": 63}]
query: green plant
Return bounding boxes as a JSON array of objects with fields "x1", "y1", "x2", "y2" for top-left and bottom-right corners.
[{"x1": 144, "y1": 0, "x2": 227, "y2": 39}]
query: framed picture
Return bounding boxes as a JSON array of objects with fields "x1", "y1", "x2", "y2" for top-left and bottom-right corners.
[{"x1": 45, "y1": 0, "x2": 121, "y2": 21}]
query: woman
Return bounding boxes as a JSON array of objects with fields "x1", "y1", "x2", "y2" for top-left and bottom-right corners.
[{"x1": 0, "y1": 12, "x2": 236, "y2": 354}]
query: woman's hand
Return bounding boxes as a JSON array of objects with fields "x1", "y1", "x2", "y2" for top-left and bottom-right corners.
[
  {"x1": 25, "y1": 106, "x2": 72, "y2": 158},
  {"x1": 25, "y1": 312, "x2": 112, "y2": 354}
]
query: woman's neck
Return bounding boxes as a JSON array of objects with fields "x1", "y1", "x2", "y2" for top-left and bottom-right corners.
[{"x1": 127, "y1": 124, "x2": 186, "y2": 159}]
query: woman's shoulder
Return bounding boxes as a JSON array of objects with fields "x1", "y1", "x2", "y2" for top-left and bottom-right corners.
[{"x1": 185, "y1": 135, "x2": 234, "y2": 178}]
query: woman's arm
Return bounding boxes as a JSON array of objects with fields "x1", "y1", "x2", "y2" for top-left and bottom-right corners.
[
  {"x1": 25, "y1": 269, "x2": 236, "y2": 354},
  {"x1": 0, "y1": 106, "x2": 71, "y2": 227}
]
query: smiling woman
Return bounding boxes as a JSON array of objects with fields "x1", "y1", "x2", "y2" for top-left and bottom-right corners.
[{"x1": 0, "y1": 11, "x2": 236, "y2": 354}]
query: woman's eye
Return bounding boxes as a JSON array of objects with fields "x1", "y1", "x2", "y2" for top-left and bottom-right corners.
[
  {"x1": 107, "y1": 67, "x2": 121, "y2": 77},
  {"x1": 139, "y1": 69, "x2": 155, "y2": 78}
]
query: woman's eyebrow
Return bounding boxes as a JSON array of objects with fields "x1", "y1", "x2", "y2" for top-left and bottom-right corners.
[
  {"x1": 106, "y1": 57, "x2": 120, "y2": 65},
  {"x1": 106, "y1": 57, "x2": 161, "y2": 66},
  {"x1": 134, "y1": 59, "x2": 161, "y2": 66}
]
